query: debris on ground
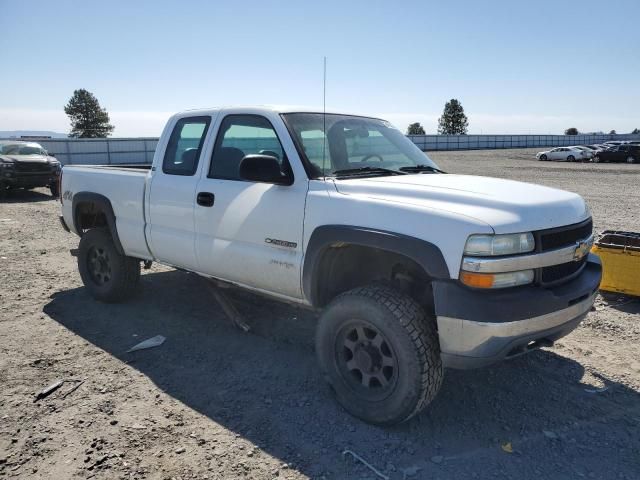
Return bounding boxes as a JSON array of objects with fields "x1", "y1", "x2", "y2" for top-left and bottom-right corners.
[
  {"x1": 126, "y1": 335, "x2": 166, "y2": 353},
  {"x1": 343, "y1": 449, "x2": 389, "y2": 480},
  {"x1": 501, "y1": 442, "x2": 513, "y2": 453},
  {"x1": 543, "y1": 430, "x2": 559, "y2": 440},
  {"x1": 62, "y1": 379, "x2": 85, "y2": 398},
  {"x1": 33, "y1": 380, "x2": 64, "y2": 402},
  {"x1": 584, "y1": 386, "x2": 609, "y2": 394},
  {"x1": 207, "y1": 280, "x2": 251, "y2": 332}
]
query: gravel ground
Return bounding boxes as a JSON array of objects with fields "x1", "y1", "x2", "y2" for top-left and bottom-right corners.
[{"x1": 1, "y1": 148, "x2": 639, "y2": 479}]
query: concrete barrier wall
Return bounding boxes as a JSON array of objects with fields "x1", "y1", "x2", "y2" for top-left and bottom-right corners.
[{"x1": 2, "y1": 133, "x2": 639, "y2": 165}]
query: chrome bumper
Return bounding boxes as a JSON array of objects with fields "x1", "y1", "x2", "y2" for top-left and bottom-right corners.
[{"x1": 438, "y1": 291, "x2": 597, "y2": 369}]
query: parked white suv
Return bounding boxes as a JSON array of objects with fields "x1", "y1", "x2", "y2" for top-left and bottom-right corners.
[{"x1": 59, "y1": 106, "x2": 601, "y2": 425}]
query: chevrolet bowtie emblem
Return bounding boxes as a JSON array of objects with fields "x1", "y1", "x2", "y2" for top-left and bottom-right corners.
[{"x1": 573, "y1": 239, "x2": 592, "y2": 261}]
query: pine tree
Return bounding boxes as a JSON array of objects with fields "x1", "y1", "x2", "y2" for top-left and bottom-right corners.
[
  {"x1": 406, "y1": 122, "x2": 426, "y2": 135},
  {"x1": 64, "y1": 89, "x2": 114, "y2": 138},
  {"x1": 437, "y1": 99, "x2": 468, "y2": 135}
]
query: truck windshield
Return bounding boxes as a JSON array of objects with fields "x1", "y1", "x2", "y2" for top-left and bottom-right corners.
[
  {"x1": 0, "y1": 144, "x2": 46, "y2": 155},
  {"x1": 282, "y1": 113, "x2": 439, "y2": 178}
]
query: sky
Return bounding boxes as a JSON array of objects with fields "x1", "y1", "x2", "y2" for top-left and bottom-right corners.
[{"x1": 1, "y1": 0, "x2": 638, "y2": 137}]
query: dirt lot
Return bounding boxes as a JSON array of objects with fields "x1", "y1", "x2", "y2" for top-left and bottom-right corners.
[{"x1": 1, "y1": 148, "x2": 639, "y2": 479}]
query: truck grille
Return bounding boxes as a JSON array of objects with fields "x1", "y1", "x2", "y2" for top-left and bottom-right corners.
[
  {"x1": 14, "y1": 162, "x2": 51, "y2": 174},
  {"x1": 541, "y1": 258, "x2": 587, "y2": 284},
  {"x1": 538, "y1": 219, "x2": 593, "y2": 251},
  {"x1": 536, "y1": 219, "x2": 592, "y2": 286}
]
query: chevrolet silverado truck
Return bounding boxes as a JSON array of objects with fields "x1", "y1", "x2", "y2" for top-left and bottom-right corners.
[
  {"x1": 0, "y1": 141, "x2": 61, "y2": 198},
  {"x1": 58, "y1": 106, "x2": 601, "y2": 425}
]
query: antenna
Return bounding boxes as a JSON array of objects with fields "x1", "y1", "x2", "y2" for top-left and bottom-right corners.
[{"x1": 322, "y1": 56, "x2": 327, "y2": 179}]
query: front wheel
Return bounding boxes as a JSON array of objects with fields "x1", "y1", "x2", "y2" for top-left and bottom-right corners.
[
  {"x1": 539, "y1": 154, "x2": 547, "y2": 161},
  {"x1": 567, "y1": 155, "x2": 575, "y2": 162},
  {"x1": 78, "y1": 228, "x2": 140, "y2": 302},
  {"x1": 315, "y1": 284, "x2": 443, "y2": 425}
]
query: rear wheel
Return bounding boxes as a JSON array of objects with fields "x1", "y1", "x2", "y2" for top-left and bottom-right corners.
[
  {"x1": 315, "y1": 284, "x2": 443, "y2": 425},
  {"x1": 78, "y1": 228, "x2": 140, "y2": 302},
  {"x1": 627, "y1": 156, "x2": 637, "y2": 164}
]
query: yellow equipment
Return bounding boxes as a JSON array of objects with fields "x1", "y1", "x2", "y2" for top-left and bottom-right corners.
[{"x1": 591, "y1": 231, "x2": 640, "y2": 297}]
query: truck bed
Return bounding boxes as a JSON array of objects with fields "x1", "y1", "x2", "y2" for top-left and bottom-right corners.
[{"x1": 61, "y1": 164, "x2": 152, "y2": 260}]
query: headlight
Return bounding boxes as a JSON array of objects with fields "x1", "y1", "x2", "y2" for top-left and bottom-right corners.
[
  {"x1": 0, "y1": 162, "x2": 14, "y2": 169},
  {"x1": 464, "y1": 232, "x2": 535, "y2": 256},
  {"x1": 460, "y1": 270, "x2": 534, "y2": 289}
]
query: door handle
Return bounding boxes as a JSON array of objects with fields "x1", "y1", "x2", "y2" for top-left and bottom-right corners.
[{"x1": 197, "y1": 192, "x2": 215, "y2": 207}]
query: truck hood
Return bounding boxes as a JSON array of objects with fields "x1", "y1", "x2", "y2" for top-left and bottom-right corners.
[
  {"x1": 1, "y1": 154, "x2": 51, "y2": 164},
  {"x1": 332, "y1": 173, "x2": 590, "y2": 233}
]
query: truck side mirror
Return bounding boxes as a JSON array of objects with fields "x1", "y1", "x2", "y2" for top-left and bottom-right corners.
[{"x1": 239, "y1": 154, "x2": 291, "y2": 185}]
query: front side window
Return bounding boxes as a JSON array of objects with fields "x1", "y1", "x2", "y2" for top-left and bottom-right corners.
[
  {"x1": 209, "y1": 115, "x2": 288, "y2": 180},
  {"x1": 162, "y1": 116, "x2": 211, "y2": 176},
  {"x1": 282, "y1": 113, "x2": 439, "y2": 178}
]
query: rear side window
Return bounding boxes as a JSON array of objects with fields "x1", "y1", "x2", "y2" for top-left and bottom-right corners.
[
  {"x1": 163, "y1": 116, "x2": 211, "y2": 176},
  {"x1": 209, "y1": 114, "x2": 287, "y2": 180}
]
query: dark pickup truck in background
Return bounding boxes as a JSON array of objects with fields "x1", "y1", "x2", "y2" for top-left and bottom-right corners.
[
  {"x1": 0, "y1": 141, "x2": 61, "y2": 198},
  {"x1": 593, "y1": 144, "x2": 640, "y2": 164}
]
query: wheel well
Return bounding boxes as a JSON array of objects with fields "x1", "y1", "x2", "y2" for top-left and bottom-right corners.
[
  {"x1": 72, "y1": 193, "x2": 124, "y2": 255},
  {"x1": 313, "y1": 244, "x2": 434, "y2": 312},
  {"x1": 75, "y1": 201, "x2": 109, "y2": 232}
]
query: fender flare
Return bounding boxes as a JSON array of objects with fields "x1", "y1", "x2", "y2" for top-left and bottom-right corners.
[
  {"x1": 302, "y1": 225, "x2": 450, "y2": 306},
  {"x1": 72, "y1": 192, "x2": 124, "y2": 255}
]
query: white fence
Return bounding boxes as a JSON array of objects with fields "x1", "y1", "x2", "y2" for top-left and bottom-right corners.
[
  {"x1": 2, "y1": 133, "x2": 639, "y2": 165},
  {"x1": 407, "y1": 133, "x2": 640, "y2": 151},
  {"x1": 3, "y1": 137, "x2": 159, "y2": 165}
]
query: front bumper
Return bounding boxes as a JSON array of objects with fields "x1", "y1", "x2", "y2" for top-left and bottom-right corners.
[
  {"x1": 434, "y1": 254, "x2": 601, "y2": 369},
  {"x1": 1, "y1": 171, "x2": 58, "y2": 188}
]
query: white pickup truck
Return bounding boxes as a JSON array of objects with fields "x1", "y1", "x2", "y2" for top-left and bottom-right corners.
[{"x1": 59, "y1": 106, "x2": 601, "y2": 425}]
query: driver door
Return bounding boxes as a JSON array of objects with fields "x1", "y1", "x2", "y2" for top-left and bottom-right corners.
[{"x1": 193, "y1": 114, "x2": 308, "y2": 299}]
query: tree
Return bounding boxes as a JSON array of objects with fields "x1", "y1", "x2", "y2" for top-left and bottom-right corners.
[
  {"x1": 564, "y1": 127, "x2": 579, "y2": 135},
  {"x1": 407, "y1": 122, "x2": 426, "y2": 135},
  {"x1": 64, "y1": 89, "x2": 114, "y2": 138},
  {"x1": 437, "y1": 99, "x2": 468, "y2": 135},
  {"x1": 609, "y1": 129, "x2": 617, "y2": 135},
  {"x1": 632, "y1": 128, "x2": 639, "y2": 134}
]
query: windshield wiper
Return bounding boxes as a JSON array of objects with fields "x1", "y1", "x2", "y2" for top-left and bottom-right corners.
[
  {"x1": 331, "y1": 166, "x2": 407, "y2": 177},
  {"x1": 399, "y1": 165, "x2": 446, "y2": 174}
]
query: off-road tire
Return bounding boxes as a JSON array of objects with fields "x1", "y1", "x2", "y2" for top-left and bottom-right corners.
[
  {"x1": 78, "y1": 228, "x2": 140, "y2": 303},
  {"x1": 316, "y1": 284, "x2": 443, "y2": 425}
]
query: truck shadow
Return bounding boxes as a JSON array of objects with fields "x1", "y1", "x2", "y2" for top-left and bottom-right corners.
[
  {"x1": 44, "y1": 269, "x2": 640, "y2": 479},
  {"x1": 1, "y1": 188, "x2": 55, "y2": 203}
]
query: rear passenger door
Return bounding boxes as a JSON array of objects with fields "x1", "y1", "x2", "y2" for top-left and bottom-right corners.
[
  {"x1": 148, "y1": 115, "x2": 214, "y2": 270},
  {"x1": 193, "y1": 114, "x2": 308, "y2": 299}
]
